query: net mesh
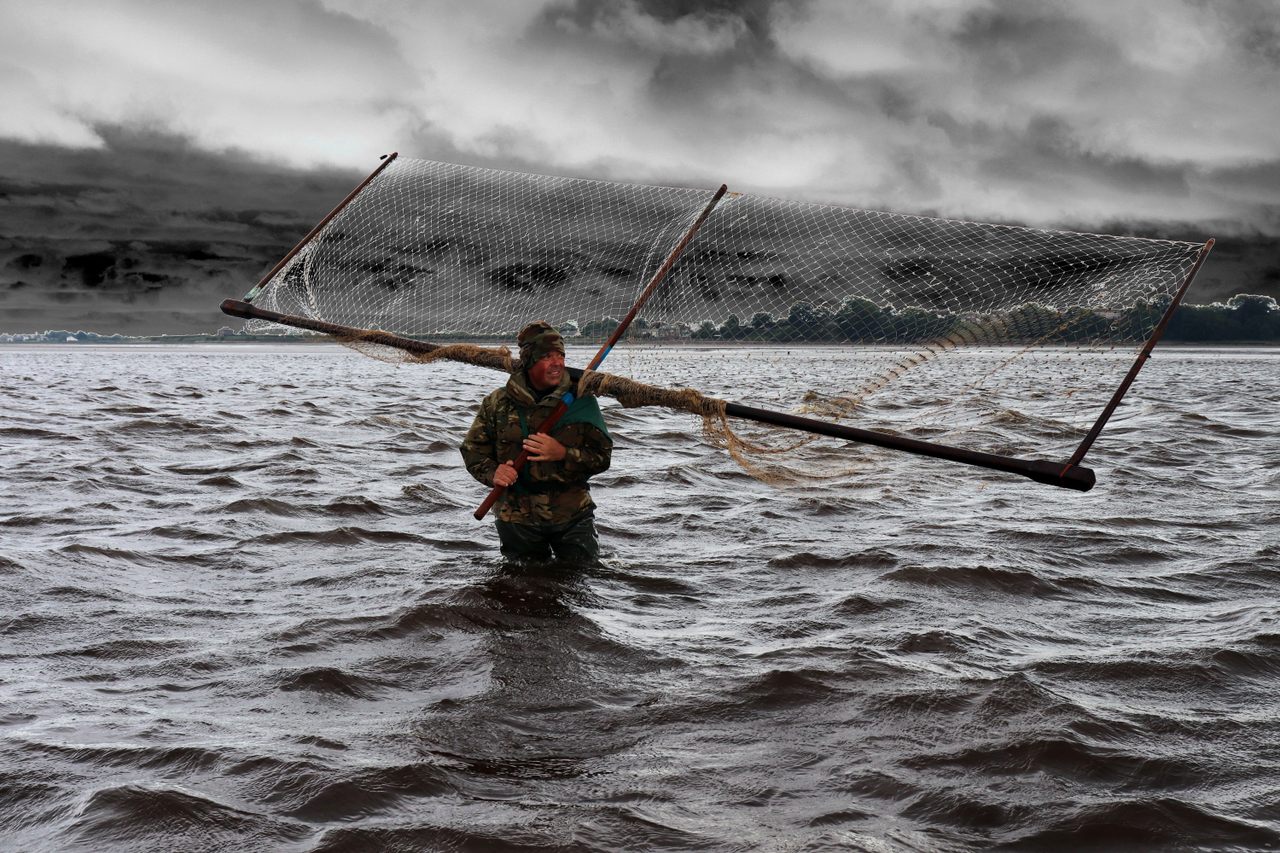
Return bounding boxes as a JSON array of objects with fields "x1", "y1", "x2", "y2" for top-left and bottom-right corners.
[{"x1": 243, "y1": 156, "x2": 1206, "y2": 471}]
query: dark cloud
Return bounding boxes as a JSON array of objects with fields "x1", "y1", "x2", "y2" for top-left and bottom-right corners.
[
  {"x1": 1211, "y1": 0, "x2": 1280, "y2": 66},
  {"x1": 952, "y1": 3, "x2": 1115, "y2": 71},
  {"x1": 1208, "y1": 160, "x2": 1280, "y2": 208},
  {"x1": 542, "y1": 0, "x2": 784, "y2": 40},
  {"x1": 0, "y1": 0, "x2": 1277, "y2": 333}
]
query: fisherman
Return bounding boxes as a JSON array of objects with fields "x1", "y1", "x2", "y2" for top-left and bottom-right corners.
[{"x1": 460, "y1": 321, "x2": 612, "y2": 562}]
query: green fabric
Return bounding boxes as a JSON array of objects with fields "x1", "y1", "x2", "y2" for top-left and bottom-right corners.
[
  {"x1": 556, "y1": 394, "x2": 609, "y2": 440},
  {"x1": 514, "y1": 394, "x2": 608, "y2": 440},
  {"x1": 513, "y1": 394, "x2": 609, "y2": 495}
]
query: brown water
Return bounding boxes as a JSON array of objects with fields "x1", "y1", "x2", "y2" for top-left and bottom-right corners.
[{"x1": 1, "y1": 344, "x2": 1277, "y2": 851}]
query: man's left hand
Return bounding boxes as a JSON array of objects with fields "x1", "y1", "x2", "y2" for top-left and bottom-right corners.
[{"x1": 523, "y1": 433, "x2": 566, "y2": 462}]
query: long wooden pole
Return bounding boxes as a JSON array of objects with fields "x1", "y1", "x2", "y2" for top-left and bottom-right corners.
[
  {"x1": 218, "y1": 299, "x2": 1096, "y2": 492},
  {"x1": 1062, "y1": 237, "x2": 1215, "y2": 474},
  {"x1": 472, "y1": 183, "x2": 729, "y2": 520},
  {"x1": 243, "y1": 153, "x2": 399, "y2": 302}
]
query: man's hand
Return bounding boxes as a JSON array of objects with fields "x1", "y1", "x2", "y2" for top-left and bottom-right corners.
[
  {"x1": 493, "y1": 460, "x2": 518, "y2": 487},
  {"x1": 523, "y1": 433, "x2": 566, "y2": 462}
]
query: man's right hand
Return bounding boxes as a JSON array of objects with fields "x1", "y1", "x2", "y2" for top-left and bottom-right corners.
[{"x1": 493, "y1": 460, "x2": 518, "y2": 488}]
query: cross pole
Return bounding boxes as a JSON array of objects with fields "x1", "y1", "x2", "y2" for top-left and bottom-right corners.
[
  {"x1": 243, "y1": 153, "x2": 399, "y2": 303},
  {"x1": 219, "y1": 298, "x2": 1096, "y2": 492},
  {"x1": 1060, "y1": 238, "x2": 1215, "y2": 474},
  {"x1": 471, "y1": 183, "x2": 730, "y2": 520}
]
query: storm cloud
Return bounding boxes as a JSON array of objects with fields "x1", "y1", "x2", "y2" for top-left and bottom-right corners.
[{"x1": 1, "y1": 0, "x2": 1277, "y2": 333}]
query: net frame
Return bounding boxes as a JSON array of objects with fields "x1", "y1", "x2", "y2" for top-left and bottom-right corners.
[{"x1": 224, "y1": 153, "x2": 1215, "y2": 492}]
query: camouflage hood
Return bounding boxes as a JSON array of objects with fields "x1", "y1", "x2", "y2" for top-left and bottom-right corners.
[{"x1": 517, "y1": 321, "x2": 565, "y2": 370}]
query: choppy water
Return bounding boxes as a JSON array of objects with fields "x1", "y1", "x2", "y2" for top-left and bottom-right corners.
[{"x1": 1, "y1": 343, "x2": 1277, "y2": 852}]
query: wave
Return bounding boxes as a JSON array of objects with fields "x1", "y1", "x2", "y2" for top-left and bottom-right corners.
[
  {"x1": 1, "y1": 613, "x2": 63, "y2": 634},
  {"x1": 1025, "y1": 648, "x2": 1280, "y2": 692},
  {"x1": 401, "y1": 481, "x2": 467, "y2": 510},
  {"x1": 708, "y1": 667, "x2": 850, "y2": 712},
  {"x1": 250, "y1": 527, "x2": 427, "y2": 546},
  {"x1": 114, "y1": 416, "x2": 213, "y2": 434},
  {"x1": 831, "y1": 591, "x2": 905, "y2": 617},
  {"x1": 56, "y1": 542, "x2": 204, "y2": 569},
  {"x1": 893, "y1": 629, "x2": 974, "y2": 654},
  {"x1": 881, "y1": 563, "x2": 1099, "y2": 598},
  {"x1": 146, "y1": 524, "x2": 228, "y2": 543},
  {"x1": 21, "y1": 740, "x2": 224, "y2": 775},
  {"x1": 323, "y1": 496, "x2": 390, "y2": 517},
  {"x1": 868, "y1": 686, "x2": 975, "y2": 716},
  {"x1": 767, "y1": 548, "x2": 899, "y2": 570},
  {"x1": 274, "y1": 762, "x2": 453, "y2": 821},
  {"x1": 308, "y1": 823, "x2": 577, "y2": 853},
  {"x1": 0, "y1": 771, "x2": 65, "y2": 835},
  {"x1": 198, "y1": 474, "x2": 244, "y2": 487},
  {"x1": 901, "y1": 786, "x2": 1031, "y2": 834},
  {"x1": 275, "y1": 666, "x2": 394, "y2": 699},
  {"x1": 1001, "y1": 797, "x2": 1280, "y2": 850},
  {"x1": 0, "y1": 426, "x2": 81, "y2": 441},
  {"x1": 910, "y1": 734, "x2": 1205, "y2": 788},
  {"x1": 222, "y1": 497, "x2": 302, "y2": 516},
  {"x1": 317, "y1": 597, "x2": 531, "y2": 641},
  {"x1": 64, "y1": 783, "x2": 309, "y2": 849},
  {"x1": 39, "y1": 584, "x2": 124, "y2": 603},
  {"x1": 54, "y1": 637, "x2": 191, "y2": 661}
]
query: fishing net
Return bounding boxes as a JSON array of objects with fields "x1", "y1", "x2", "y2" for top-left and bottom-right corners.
[{"x1": 237, "y1": 155, "x2": 1208, "y2": 483}]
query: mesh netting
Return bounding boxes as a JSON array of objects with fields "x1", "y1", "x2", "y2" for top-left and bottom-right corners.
[
  {"x1": 250, "y1": 158, "x2": 711, "y2": 340},
  {"x1": 243, "y1": 155, "x2": 1206, "y2": 470}
]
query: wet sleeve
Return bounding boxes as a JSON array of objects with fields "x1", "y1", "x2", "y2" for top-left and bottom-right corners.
[
  {"x1": 460, "y1": 397, "x2": 499, "y2": 486},
  {"x1": 560, "y1": 424, "x2": 612, "y2": 479}
]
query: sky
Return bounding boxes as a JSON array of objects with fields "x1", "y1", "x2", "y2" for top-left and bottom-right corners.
[{"x1": 1, "y1": 0, "x2": 1278, "y2": 334}]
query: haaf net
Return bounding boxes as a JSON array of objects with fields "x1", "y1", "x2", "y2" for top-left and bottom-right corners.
[{"x1": 226, "y1": 154, "x2": 1211, "y2": 491}]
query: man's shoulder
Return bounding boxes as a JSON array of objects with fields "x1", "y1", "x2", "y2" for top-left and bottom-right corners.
[{"x1": 477, "y1": 384, "x2": 514, "y2": 413}]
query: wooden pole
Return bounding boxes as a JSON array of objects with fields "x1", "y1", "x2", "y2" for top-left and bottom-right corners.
[
  {"x1": 243, "y1": 152, "x2": 399, "y2": 302},
  {"x1": 219, "y1": 299, "x2": 1095, "y2": 492},
  {"x1": 472, "y1": 183, "x2": 729, "y2": 520},
  {"x1": 1062, "y1": 237, "x2": 1215, "y2": 473}
]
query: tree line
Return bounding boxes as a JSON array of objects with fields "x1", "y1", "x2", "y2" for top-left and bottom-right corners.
[{"x1": 576, "y1": 294, "x2": 1280, "y2": 344}]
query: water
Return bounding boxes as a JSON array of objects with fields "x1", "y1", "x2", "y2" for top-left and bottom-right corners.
[{"x1": 1, "y1": 344, "x2": 1277, "y2": 852}]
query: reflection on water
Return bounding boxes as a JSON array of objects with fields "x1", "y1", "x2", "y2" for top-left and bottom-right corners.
[{"x1": 476, "y1": 557, "x2": 601, "y2": 618}]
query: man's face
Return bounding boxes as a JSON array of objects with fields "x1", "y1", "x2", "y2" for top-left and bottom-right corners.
[{"x1": 527, "y1": 350, "x2": 565, "y2": 391}]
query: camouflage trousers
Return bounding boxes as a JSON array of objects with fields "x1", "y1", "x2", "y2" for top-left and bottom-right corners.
[{"x1": 494, "y1": 513, "x2": 600, "y2": 563}]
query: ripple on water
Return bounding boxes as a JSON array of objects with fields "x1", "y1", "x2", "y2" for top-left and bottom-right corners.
[
  {"x1": 64, "y1": 784, "x2": 311, "y2": 850},
  {"x1": 273, "y1": 762, "x2": 453, "y2": 822},
  {"x1": 1003, "y1": 798, "x2": 1280, "y2": 850},
  {"x1": 766, "y1": 548, "x2": 900, "y2": 570},
  {"x1": 275, "y1": 666, "x2": 397, "y2": 699},
  {"x1": 0, "y1": 426, "x2": 82, "y2": 441},
  {"x1": 1, "y1": 345, "x2": 1277, "y2": 850},
  {"x1": 881, "y1": 563, "x2": 1101, "y2": 599},
  {"x1": 249, "y1": 527, "x2": 427, "y2": 546}
]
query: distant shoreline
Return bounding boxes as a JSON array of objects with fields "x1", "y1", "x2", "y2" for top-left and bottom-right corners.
[{"x1": 2, "y1": 338, "x2": 1277, "y2": 350}]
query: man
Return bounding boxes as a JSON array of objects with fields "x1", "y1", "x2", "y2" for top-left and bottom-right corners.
[{"x1": 460, "y1": 321, "x2": 612, "y2": 561}]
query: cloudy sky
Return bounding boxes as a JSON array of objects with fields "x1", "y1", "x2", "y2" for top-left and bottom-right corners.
[{"x1": 2, "y1": 0, "x2": 1278, "y2": 333}]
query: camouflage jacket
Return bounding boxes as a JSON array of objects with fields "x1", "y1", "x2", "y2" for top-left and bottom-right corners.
[{"x1": 460, "y1": 370, "x2": 612, "y2": 525}]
